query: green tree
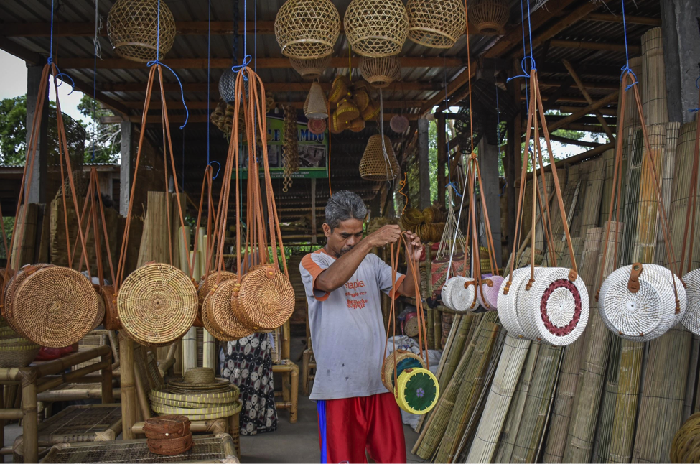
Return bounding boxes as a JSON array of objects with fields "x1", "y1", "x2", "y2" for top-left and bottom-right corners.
[{"x1": 78, "y1": 95, "x2": 120, "y2": 163}]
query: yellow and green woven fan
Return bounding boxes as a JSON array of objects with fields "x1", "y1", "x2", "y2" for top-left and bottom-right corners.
[{"x1": 395, "y1": 368, "x2": 439, "y2": 415}]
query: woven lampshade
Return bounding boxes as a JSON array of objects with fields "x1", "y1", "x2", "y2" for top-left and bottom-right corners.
[
  {"x1": 12, "y1": 267, "x2": 100, "y2": 348},
  {"x1": 289, "y1": 55, "x2": 331, "y2": 80},
  {"x1": 305, "y1": 82, "x2": 328, "y2": 119},
  {"x1": 359, "y1": 134, "x2": 400, "y2": 181},
  {"x1": 308, "y1": 118, "x2": 327, "y2": 135},
  {"x1": 107, "y1": 0, "x2": 176, "y2": 63},
  {"x1": 344, "y1": 0, "x2": 409, "y2": 57},
  {"x1": 470, "y1": 0, "x2": 509, "y2": 35},
  {"x1": 681, "y1": 269, "x2": 700, "y2": 335},
  {"x1": 599, "y1": 264, "x2": 686, "y2": 342},
  {"x1": 274, "y1": 0, "x2": 340, "y2": 59},
  {"x1": 118, "y1": 263, "x2": 198, "y2": 346},
  {"x1": 390, "y1": 114, "x2": 410, "y2": 133},
  {"x1": 406, "y1": 0, "x2": 466, "y2": 48},
  {"x1": 336, "y1": 99, "x2": 360, "y2": 124},
  {"x1": 348, "y1": 118, "x2": 366, "y2": 132},
  {"x1": 360, "y1": 56, "x2": 402, "y2": 89},
  {"x1": 328, "y1": 75, "x2": 351, "y2": 104},
  {"x1": 234, "y1": 265, "x2": 295, "y2": 331}
]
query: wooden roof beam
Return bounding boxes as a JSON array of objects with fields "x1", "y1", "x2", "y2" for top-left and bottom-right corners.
[
  {"x1": 102, "y1": 82, "x2": 438, "y2": 93},
  {"x1": 586, "y1": 14, "x2": 661, "y2": 26},
  {"x1": 549, "y1": 39, "x2": 640, "y2": 54},
  {"x1": 547, "y1": 90, "x2": 619, "y2": 132},
  {"x1": 101, "y1": 112, "x2": 420, "y2": 124},
  {"x1": 122, "y1": 100, "x2": 426, "y2": 110}
]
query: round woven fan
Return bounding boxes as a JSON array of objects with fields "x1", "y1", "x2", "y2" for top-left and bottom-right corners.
[
  {"x1": 395, "y1": 368, "x2": 439, "y2": 415},
  {"x1": 13, "y1": 267, "x2": 100, "y2": 348},
  {"x1": 681, "y1": 269, "x2": 700, "y2": 335},
  {"x1": 107, "y1": 0, "x2": 176, "y2": 63},
  {"x1": 118, "y1": 263, "x2": 198, "y2": 346},
  {"x1": 406, "y1": 0, "x2": 466, "y2": 49},
  {"x1": 519, "y1": 267, "x2": 589, "y2": 346},
  {"x1": 234, "y1": 265, "x2": 295, "y2": 331},
  {"x1": 381, "y1": 349, "x2": 423, "y2": 392},
  {"x1": 390, "y1": 114, "x2": 410, "y2": 133},
  {"x1": 344, "y1": 0, "x2": 409, "y2": 57},
  {"x1": 451, "y1": 277, "x2": 477, "y2": 313},
  {"x1": 478, "y1": 275, "x2": 504, "y2": 311},
  {"x1": 599, "y1": 264, "x2": 686, "y2": 342},
  {"x1": 204, "y1": 279, "x2": 254, "y2": 341},
  {"x1": 274, "y1": 0, "x2": 340, "y2": 59},
  {"x1": 497, "y1": 267, "x2": 531, "y2": 338}
]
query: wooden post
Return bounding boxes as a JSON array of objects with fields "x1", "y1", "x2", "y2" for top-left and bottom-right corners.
[
  {"x1": 119, "y1": 121, "x2": 133, "y2": 216},
  {"x1": 562, "y1": 60, "x2": 616, "y2": 143},
  {"x1": 418, "y1": 118, "x2": 431, "y2": 209},
  {"x1": 20, "y1": 369, "x2": 38, "y2": 463},
  {"x1": 311, "y1": 178, "x2": 318, "y2": 244},
  {"x1": 437, "y1": 114, "x2": 447, "y2": 206},
  {"x1": 101, "y1": 351, "x2": 114, "y2": 404},
  {"x1": 290, "y1": 363, "x2": 299, "y2": 424},
  {"x1": 26, "y1": 65, "x2": 48, "y2": 205},
  {"x1": 119, "y1": 334, "x2": 137, "y2": 440}
]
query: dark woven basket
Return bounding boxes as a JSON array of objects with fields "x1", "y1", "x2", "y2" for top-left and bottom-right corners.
[
  {"x1": 143, "y1": 415, "x2": 191, "y2": 440},
  {"x1": 147, "y1": 433, "x2": 193, "y2": 456}
]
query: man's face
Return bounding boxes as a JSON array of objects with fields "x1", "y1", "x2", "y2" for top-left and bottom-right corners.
[{"x1": 323, "y1": 218, "x2": 364, "y2": 257}]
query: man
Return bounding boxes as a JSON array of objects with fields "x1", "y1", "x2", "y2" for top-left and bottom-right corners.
[{"x1": 299, "y1": 190, "x2": 423, "y2": 464}]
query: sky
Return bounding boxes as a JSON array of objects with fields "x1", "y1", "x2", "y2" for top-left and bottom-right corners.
[{"x1": 0, "y1": 49, "x2": 89, "y2": 124}]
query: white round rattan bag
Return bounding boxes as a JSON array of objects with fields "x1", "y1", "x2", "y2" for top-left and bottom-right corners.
[
  {"x1": 452, "y1": 277, "x2": 477, "y2": 313},
  {"x1": 477, "y1": 275, "x2": 504, "y2": 311},
  {"x1": 680, "y1": 269, "x2": 700, "y2": 335},
  {"x1": 599, "y1": 264, "x2": 686, "y2": 342},
  {"x1": 518, "y1": 267, "x2": 589, "y2": 346},
  {"x1": 497, "y1": 267, "x2": 531, "y2": 338},
  {"x1": 441, "y1": 276, "x2": 463, "y2": 310}
]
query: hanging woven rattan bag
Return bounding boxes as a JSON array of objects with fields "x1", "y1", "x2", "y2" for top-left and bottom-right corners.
[
  {"x1": 204, "y1": 278, "x2": 254, "y2": 341},
  {"x1": 477, "y1": 275, "x2": 504, "y2": 311},
  {"x1": 12, "y1": 266, "x2": 100, "y2": 348},
  {"x1": 118, "y1": 263, "x2": 198, "y2": 346},
  {"x1": 3, "y1": 264, "x2": 52, "y2": 336},
  {"x1": 442, "y1": 276, "x2": 466, "y2": 311},
  {"x1": 681, "y1": 269, "x2": 700, "y2": 335},
  {"x1": 599, "y1": 263, "x2": 686, "y2": 342},
  {"x1": 518, "y1": 267, "x2": 589, "y2": 346},
  {"x1": 100, "y1": 285, "x2": 120, "y2": 330},
  {"x1": 497, "y1": 267, "x2": 531, "y2": 338},
  {"x1": 451, "y1": 277, "x2": 477, "y2": 313},
  {"x1": 233, "y1": 264, "x2": 295, "y2": 331}
]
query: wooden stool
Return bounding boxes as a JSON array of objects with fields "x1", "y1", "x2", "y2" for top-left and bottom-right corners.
[
  {"x1": 301, "y1": 348, "x2": 316, "y2": 396},
  {"x1": 272, "y1": 360, "x2": 299, "y2": 424}
]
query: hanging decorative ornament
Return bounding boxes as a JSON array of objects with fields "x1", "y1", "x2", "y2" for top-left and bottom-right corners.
[
  {"x1": 359, "y1": 134, "x2": 400, "y2": 181},
  {"x1": 354, "y1": 90, "x2": 370, "y2": 112},
  {"x1": 329, "y1": 75, "x2": 351, "y2": 105},
  {"x1": 329, "y1": 110, "x2": 346, "y2": 134},
  {"x1": 470, "y1": 0, "x2": 509, "y2": 35},
  {"x1": 390, "y1": 114, "x2": 410, "y2": 133},
  {"x1": 305, "y1": 82, "x2": 329, "y2": 120},
  {"x1": 381, "y1": 350, "x2": 439, "y2": 415},
  {"x1": 361, "y1": 101, "x2": 380, "y2": 122},
  {"x1": 107, "y1": 0, "x2": 176, "y2": 62},
  {"x1": 477, "y1": 275, "x2": 504, "y2": 311},
  {"x1": 308, "y1": 118, "x2": 327, "y2": 135},
  {"x1": 218, "y1": 68, "x2": 237, "y2": 103},
  {"x1": 289, "y1": 55, "x2": 331, "y2": 80},
  {"x1": 274, "y1": 0, "x2": 340, "y2": 59},
  {"x1": 599, "y1": 263, "x2": 686, "y2": 342},
  {"x1": 405, "y1": 0, "x2": 466, "y2": 49},
  {"x1": 360, "y1": 56, "x2": 402, "y2": 89},
  {"x1": 344, "y1": 0, "x2": 409, "y2": 57},
  {"x1": 336, "y1": 99, "x2": 360, "y2": 124},
  {"x1": 348, "y1": 118, "x2": 366, "y2": 132}
]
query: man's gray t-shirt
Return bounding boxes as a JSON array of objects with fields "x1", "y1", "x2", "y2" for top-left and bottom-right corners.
[{"x1": 299, "y1": 249, "x2": 405, "y2": 400}]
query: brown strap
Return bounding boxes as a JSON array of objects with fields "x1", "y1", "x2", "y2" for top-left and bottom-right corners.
[
  {"x1": 680, "y1": 85, "x2": 700, "y2": 276},
  {"x1": 627, "y1": 262, "x2": 642, "y2": 293}
]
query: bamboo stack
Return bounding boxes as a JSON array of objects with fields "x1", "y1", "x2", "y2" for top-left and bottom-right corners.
[
  {"x1": 137, "y1": 191, "x2": 171, "y2": 266},
  {"x1": 438, "y1": 314, "x2": 472, "y2": 388},
  {"x1": 563, "y1": 222, "x2": 620, "y2": 462},
  {"x1": 579, "y1": 157, "x2": 606, "y2": 239},
  {"x1": 620, "y1": 128, "x2": 644, "y2": 267},
  {"x1": 12, "y1": 203, "x2": 39, "y2": 268},
  {"x1": 592, "y1": 336, "x2": 622, "y2": 463},
  {"x1": 641, "y1": 28, "x2": 668, "y2": 127},
  {"x1": 466, "y1": 335, "x2": 531, "y2": 463},
  {"x1": 599, "y1": 149, "x2": 618, "y2": 226},
  {"x1": 654, "y1": 122, "x2": 682, "y2": 265},
  {"x1": 494, "y1": 341, "x2": 541, "y2": 463}
]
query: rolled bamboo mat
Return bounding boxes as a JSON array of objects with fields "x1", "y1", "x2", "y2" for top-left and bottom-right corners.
[
  {"x1": 435, "y1": 316, "x2": 501, "y2": 463},
  {"x1": 668, "y1": 122, "x2": 700, "y2": 272},
  {"x1": 466, "y1": 335, "x2": 531, "y2": 463},
  {"x1": 654, "y1": 122, "x2": 682, "y2": 265},
  {"x1": 580, "y1": 157, "x2": 606, "y2": 239},
  {"x1": 563, "y1": 222, "x2": 621, "y2": 462},
  {"x1": 426, "y1": 306, "x2": 436, "y2": 349},
  {"x1": 414, "y1": 312, "x2": 497, "y2": 460},
  {"x1": 641, "y1": 28, "x2": 668, "y2": 127},
  {"x1": 137, "y1": 191, "x2": 172, "y2": 266},
  {"x1": 569, "y1": 163, "x2": 590, "y2": 239},
  {"x1": 592, "y1": 336, "x2": 622, "y2": 463},
  {"x1": 620, "y1": 128, "x2": 644, "y2": 267},
  {"x1": 494, "y1": 341, "x2": 541, "y2": 463},
  {"x1": 623, "y1": 57, "x2": 644, "y2": 132},
  {"x1": 511, "y1": 344, "x2": 564, "y2": 463},
  {"x1": 600, "y1": 149, "x2": 618, "y2": 226},
  {"x1": 550, "y1": 164, "x2": 579, "y2": 239},
  {"x1": 632, "y1": 325, "x2": 692, "y2": 463},
  {"x1": 49, "y1": 199, "x2": 86, "y2": 268}
]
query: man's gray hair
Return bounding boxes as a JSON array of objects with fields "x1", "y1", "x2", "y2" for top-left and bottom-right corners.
[{"x1": 325, "y1": 190, "x2": 367, "y2": 230}]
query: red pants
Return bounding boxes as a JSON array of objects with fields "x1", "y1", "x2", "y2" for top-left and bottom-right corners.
[{"x1": 317, "y1": 392, "x2": 406, "y2": 464}]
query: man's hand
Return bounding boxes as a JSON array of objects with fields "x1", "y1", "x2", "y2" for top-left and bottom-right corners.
[
  {"x1": 403, "y1": 231, "x2": 424, "y2": 262},
  {"x1": 365, "y1": 225, "x2": 402, "y2": 248}
]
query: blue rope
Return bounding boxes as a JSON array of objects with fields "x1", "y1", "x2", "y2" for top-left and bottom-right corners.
[
  {"x1": 447, "y1": 182, "x2": 463, "y2": 198},
  {"x1": 209, "y1": 160, "x2": 221, "y2": 179},
  {"x1": 48, "y1": 0, "x2": 54, "y2": 65},
  {"x1": 507, "y1": 0, "x2": 537, "y2": 83},
  {"x1": 182, "y1": 127, "x2": 186, "y2": 190},
  {"x1": 619, "y1": 0, "x2": 639, "y2": 91},
  {"x1": 231, "y1": 0, "x2": 252, "y2": 78},
  {"x1": 691, "y1": 76, "x2": 700, "y2": 113}
]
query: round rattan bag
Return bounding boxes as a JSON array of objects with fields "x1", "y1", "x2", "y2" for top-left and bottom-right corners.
[
  {"x1": 680, "y1": 269, "x2": 700, "y2": 335},
  {"x1": 234, "y1": 265, "x2": 295, "y2": 331},
  {"x1": 441, "y1": 276, "x2": 464, "y2": 311},
  {"x1": 3, "y1": 264, "x2": 52, "y2": 335},
  {"x1": 118, "y1": 263, "x2": 198, "y2": 346},
  {"x1": 497, "y1": 267, "x2": 531, "y2": 338},
  {"x1": 12, "y1": 266, "x2": 100, "y2": 348},
  {"x1": 518, "y1": 267, "x2": 589, "y2": 346},
  {"x1": 451, "y1": 277, "x2": 477, "y2": 313},
  {"x1": 204, "y1": 279, "x2": 254, "y2": 341},
  {"x1": 381, "y1": 349, "x2": 423, "y2": 392},
  {"x1": 599, "y1": 264, "x2": 686, "y2": 342},
  {"x1": 100, "y1": 285, "x2": 121, "y2": 330},
  {"x1": 478, "y1": 275, "x2": 504, "y2": 311}
]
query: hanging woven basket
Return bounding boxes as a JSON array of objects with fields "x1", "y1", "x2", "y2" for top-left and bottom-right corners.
[
  {"x1": 477, "y1": 275, "x2": 504, "y2": 311},
  {"x1": 497, "y1": 267, "x2": 531, "y2": 338},
  {"x1": 289, "y1": 56, "x2": 331, "y2": 80},
  {"x1": 118, "y1": 263, "x2": 198, "y2": 346},
  {"x1": 336, "y1": 99, "x2": 360, "y2": 124},
  {"x1": 233, "y1": 265, "x2": 295, "y2": 331},
  {"x1": 518, "y1": 267, "x2": 589, "y2": 346},
  {"x1": 354, "y1": 90, "x2": 370, "y2": 112},
  {"x1": 470, "y1": 0, "x2": 509, "y2": 35},
  {"x1": 100, "y1": 285, "x2": 121, "y2": 330},
  {"x1": 218, "y1": 69, "x2": 240, "y2": 104},
  {"x1": 274, "y1": 0, "x2": 340, "y2": 59},
  {"x1": 359, "y1": 134, "x2": 400, "y2": 181},
  {"x1": 361, "y1": 101, "x2": 381, "y2": 122},
  {"x1": 359, "y1": 56, "x2": 402, "y2": 89},
  {"x1": 406, "y1": 0, "x2": 466, "y2": 49},
  {"x1": 328, "y1": 76, "x2": 351, "y2": 104},
  {"x1": 681, "y1": 269, "x2": 700, "y2": 335},
  {"x1": 203, "y1": 279, "x2": 254, "y2": 341},
  {"x1": 3, "y1": 264, "x2": 52, "y2": 336},
  {"x1": 599, "y1": 264, "x2": 686, "y2": 342},
  {"x1": 348, "y1": 118, "x2": 366, "y2": 132},
  {"x1": 329, "y1": 110, "x2": 346, "y2": 134},
  {"x1": 344, "y1": 0, "x2": 409, "y2": 57},
  {"x1": 12, "y1": 267, "x2": 100, "y2": 348},
  {"x1": 390, "y1": 114, "x2": 410, "y2": 133},
  {"x1": 395, "y1": 367, "x2": 439, "y2": 415},
  {"x1": 107, "y1": 0, "x2": 176, "y2": 63}
]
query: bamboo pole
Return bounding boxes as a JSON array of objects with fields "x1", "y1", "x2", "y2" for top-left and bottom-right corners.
[
  {"x1": 20, "y1": 368, "x2": 38, "y2": 463},
  {"x1": 438, "y1": 314, "x2": 472, "y2": 388},
  {"x1": 592, "y1": 336, "x2": 622, "y2": 462},
  {"x1": 119, "y1": 333, "x2": 137, "y2": 440}
]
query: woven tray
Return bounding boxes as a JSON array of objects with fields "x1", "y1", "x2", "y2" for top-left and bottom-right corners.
[
  {"x1": 150, "y1": 387, "x2": 240, "y2": 405},
  {"x1": 152, "y1": 400, "x2": 242, "y2": 421}
]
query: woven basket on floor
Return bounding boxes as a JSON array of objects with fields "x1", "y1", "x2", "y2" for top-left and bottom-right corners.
[
  {"x1": 345, "y1": 0, "x2": 409, "y2": 57},
  {"x1": 477, "y1": 275, "x2": 504, "y2": 311},
  {"x1": 470, "y1": 0, "x2": 509, "y2": 35},
  {"x1": 681, "y1": 269, "x2": 700, "y2": 335},
  {"x1": 519, "y1": 267, "x2": 589, "y2": 346},
  {"x1": 12, "y1": 266, "x2": 99, "y2": 348},
  {"x1": 184, "y1": 368, "x2": 215, "y2": 384},
  {"x1": 599, "y1": 263, "x2": 686, "y2": 342},
  {"x1": 143, "y1": 415, "x2": 191, "y2": 440},
  {"x1": 381, "y1": 349, "x2": 423, "y2": 392},
  {"x1": 406, "y1": 0, "x2": 466, "y2": 48},
  {"x1": 204, "y1": 279, "x2": 254, "y2": 341},
  {"x1": 148, "y1": 433, "x2": 193, "y2": 456},
  {"x1": 107, "y1": 0, "x2": 176, "y2": 63},
  {"x1": 274, "y1": 0, "x2": 340, "y2": 59},
  {"x1": 497, "y1": 267, "x2": 531, "y2": 338},
  {"x1": 359, "y1": 56, "x2": 401, "y2": 89},
  {"x1": 151, "y1": 400, "x2": 242, "y2": 421},
  {"x1": 150, "y1": 388, "x2": 239, "y2": 406},
  {"x1": 233, "y1": 265, "x2": 295, "y2": 331},
  {"x1": 289, "y1": 56, "x2": 331, "y2": 80},
  {"x1": 359, "y1": 134, "x2": 400, "y2": 181},
  {"x1": 390, "y1": 114, "x2": 410, "y2": 133},
  {"x1": 336, "y1": 99, "x2": 360, "y2": 124},
  {"x1": 118, "y1": 263, "x2": 198, "y2": 346}
]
